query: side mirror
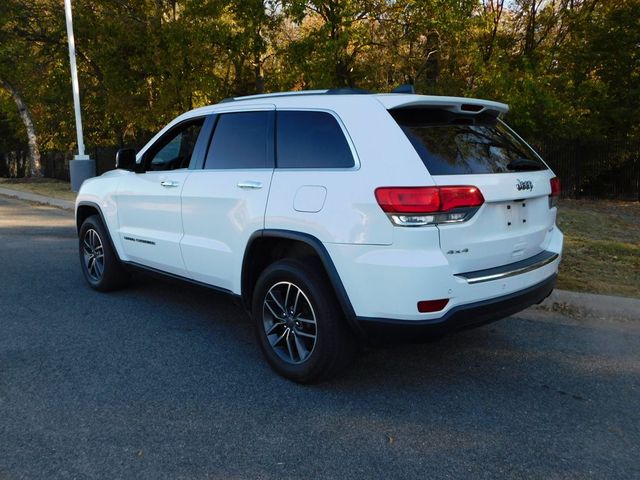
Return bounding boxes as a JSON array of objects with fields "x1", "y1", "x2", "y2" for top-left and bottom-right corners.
[{"x1": 115, "y1": 148, "x2": 137, "y2": 171}]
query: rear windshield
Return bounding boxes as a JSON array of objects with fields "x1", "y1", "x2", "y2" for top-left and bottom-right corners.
[{"x1": 389, "y1": 108, "x2": 548, "y2": 175}]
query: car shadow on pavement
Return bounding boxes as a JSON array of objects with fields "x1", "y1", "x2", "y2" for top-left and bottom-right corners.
[{"x1": 122, "y1": 271, "x2": 639, "y2": 396}]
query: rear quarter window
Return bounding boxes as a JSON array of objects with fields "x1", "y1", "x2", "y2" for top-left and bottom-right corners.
[
  {"x1": 276, "y1": 111, "x2": 354, "y2": 168},
  {"x1": 390, "y1": 108, "x2": 548, "y2": 175}
]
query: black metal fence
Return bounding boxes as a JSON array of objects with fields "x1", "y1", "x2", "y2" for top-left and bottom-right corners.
[
  {"x1": 0, "y1": 151, "x2": 29, "y2": 177},
  {"x1": 535, "y1": 140, "x2": 640, "y2": 201},
  {"x1": 41, "y1": 151, "x2": 71, "y2": 180},
  {"x1": 0, "y1": 147, "x2": 121, "y2": 181},
  {"x1": 39, "y1": 147, "x2": 119, "y2": 180},
  {"x1": 2, "y1": 141, "x2": 639, "y2": 201}
]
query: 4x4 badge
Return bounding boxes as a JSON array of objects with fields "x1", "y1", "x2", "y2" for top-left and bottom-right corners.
[{"x1": 516, "y1": 179, "x2": 534, "y2": 191}]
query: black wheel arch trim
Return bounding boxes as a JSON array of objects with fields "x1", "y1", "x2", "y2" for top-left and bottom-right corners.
[
  {"x1": 76, "y1": 201, "x2": 123, "y2": 263},
  {"x1": 242, "y1": 229, "x2": 365, "y2": 338}
]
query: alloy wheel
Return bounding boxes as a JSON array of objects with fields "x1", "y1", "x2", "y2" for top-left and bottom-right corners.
[
  {"x1": 262, "y1": 281, "x2": 318, "y2": 364},
  {"x1": 82, "y1": 228, "x2": 105, "y2": 282}
]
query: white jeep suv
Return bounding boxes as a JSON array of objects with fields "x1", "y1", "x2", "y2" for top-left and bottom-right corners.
[{"x1": 75, "y1": 89, "x2": 563, "y2": 382}]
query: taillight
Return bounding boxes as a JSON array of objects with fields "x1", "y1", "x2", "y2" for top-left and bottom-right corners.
[
  {"x1": 440, "y1": 186, "x2": 484, "y2": 211},
  {"x1": 549, "y1": 177, "x2": 560, "y2": 208},
  {"x1": 375, "y1": 186, "x2": 484, "y2": 226},
  {"x1": 374, "y1": 187, "x2": 440, "y2": 213}
]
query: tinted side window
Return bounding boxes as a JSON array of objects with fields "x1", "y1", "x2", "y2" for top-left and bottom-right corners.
[
  {"x1": 276, "y1": 111, "x2": 354, "y2": 168},
  {"x1": 146, "y1": 119, "x2": 204, "y2": 171},
  {"x1": 204, "y1": 111, "x2": 270, "y2": 169}
]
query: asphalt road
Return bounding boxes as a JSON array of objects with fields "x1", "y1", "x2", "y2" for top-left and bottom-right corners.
[{"x1": 1, "y1": 195, "x2": 639, "y2": 480}]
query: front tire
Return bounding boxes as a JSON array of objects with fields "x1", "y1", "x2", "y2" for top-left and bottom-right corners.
[
  {"x1": 79, "y1": 215, "x2": 129, "y2": 291},
  {"x1": 252, "y1": 259, "x2": 355, "y2": 383}
]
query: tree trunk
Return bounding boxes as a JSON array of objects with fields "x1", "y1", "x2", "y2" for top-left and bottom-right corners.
[
  {"x1": 524, "y1": 0, "x2": 538, "y2": 56},
  {"x1": 0, "y1": 79, "x2": 42, "y2": 177},
  {"x1": 254, "y1": 53, "x2": 265, "y2": 94}
]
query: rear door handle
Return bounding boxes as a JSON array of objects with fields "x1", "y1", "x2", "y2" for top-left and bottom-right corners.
[
  {"x1": 160, "y1": 180, "x2": 179, "y2": 188},
  {"x1": 237, "y1": 181, "x2": 263, "y2": 190}
]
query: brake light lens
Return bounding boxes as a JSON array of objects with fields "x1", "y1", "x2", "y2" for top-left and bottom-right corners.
[{"x1": 375, "y1": 186, "x2": 484, "y2": 226}]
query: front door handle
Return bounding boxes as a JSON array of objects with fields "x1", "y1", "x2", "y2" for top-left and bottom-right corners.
[
  {"x1": 237, "y1": 181, "x2": 263, "y2": 190},
  {"x1": 160, "y1": 180, "x2": 179, "y2": 188}
]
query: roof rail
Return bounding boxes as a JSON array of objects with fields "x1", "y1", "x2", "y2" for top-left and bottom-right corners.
[
  {"x1": 219, "y1": 87, "x2": 373, "y2": 103},
  {"x1": 391, "y1": 84, "x2": 415, "y2": 94},
  {"x1": 325, "y1": 87, "x2": 372, "y2": 95}
]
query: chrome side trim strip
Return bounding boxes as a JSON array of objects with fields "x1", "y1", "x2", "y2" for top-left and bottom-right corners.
[{"x1": 456, "y1": 251, "x2": 559, "y2": 285}]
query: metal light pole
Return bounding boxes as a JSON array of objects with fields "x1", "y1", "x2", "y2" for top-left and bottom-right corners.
[{"x1": 64, "y1": 0, "x2": 95, "y2": 192}]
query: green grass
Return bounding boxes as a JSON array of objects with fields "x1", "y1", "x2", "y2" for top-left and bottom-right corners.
[
  {"x1": 0, "y1": 177, "x2": 77, "y2": 201},
  {"x1": 555, "y1": 199, "x2": 640, "y2": 298},
  {"x1": 0, "y1": 178, "x2": 638, "y2": 298}
]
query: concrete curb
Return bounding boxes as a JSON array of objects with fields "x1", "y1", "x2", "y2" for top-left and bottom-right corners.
[
  {"x1": 1, "y1": 187, "x2": 638, "y2": 320},
  {"x1": 0, "y1": 187, "x2": 75, "y2": 211}
]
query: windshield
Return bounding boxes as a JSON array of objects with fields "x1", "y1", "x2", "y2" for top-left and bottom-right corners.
[{"x1": 389, "y1": 107, "x2": 548, "y2": 175}]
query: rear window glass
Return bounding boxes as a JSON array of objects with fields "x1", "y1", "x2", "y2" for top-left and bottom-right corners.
[
  {"x1": 389, "y1": 108, "x2": 547, "y2": 175},
  {"x1": 276, "y1": 111, "x2": 354, "y2": 168}
]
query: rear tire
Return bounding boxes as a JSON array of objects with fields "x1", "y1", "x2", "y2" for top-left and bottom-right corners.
[
  {"x1": 252, "y1": 259, "x2": 356, "y2": 383},
  {"x1": 79, "y1": 215, "x2": 129, "y2": 292}
]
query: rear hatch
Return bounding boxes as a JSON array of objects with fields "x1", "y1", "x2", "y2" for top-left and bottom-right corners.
[{"x1": 389, "y1": 106, "x2": 556, "y2": 273}]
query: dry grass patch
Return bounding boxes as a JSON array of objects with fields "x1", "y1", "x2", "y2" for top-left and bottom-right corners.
[
  {"x1": 556, "y1": 199, "x2": 640, "y2": 298},
  {"x1": 0, "y1": 177, "x2": 76, "y2": 202}
]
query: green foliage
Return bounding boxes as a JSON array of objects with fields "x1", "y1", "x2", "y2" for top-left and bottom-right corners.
[{"x1": 0, "y1": 0, "x2": 638, "y2": 151}]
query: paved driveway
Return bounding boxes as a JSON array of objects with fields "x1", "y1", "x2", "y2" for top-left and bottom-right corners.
[{"x1": 0, "y1": 196, "x2": 638, "y2": 479}]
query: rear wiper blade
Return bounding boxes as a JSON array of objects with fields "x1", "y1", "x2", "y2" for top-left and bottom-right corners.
[{"x1": 507, "y1": 158, "x2": 543, "y2": 171}]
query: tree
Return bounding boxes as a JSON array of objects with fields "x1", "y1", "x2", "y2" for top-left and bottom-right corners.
[
  {"x1": 1, "y1": 0, "x2": 638, "y2": 169},
  {"x1": 282, "y1": 0, "x2": 390, "y2": 88},
  {"x1": 0, "y1": 79, "x2": 41, "y2": 176},
  {"x1": 0, "y1": 0, "x2": 50, "y2": 176}
]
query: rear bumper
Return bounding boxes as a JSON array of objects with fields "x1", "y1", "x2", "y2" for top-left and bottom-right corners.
[
  {"x1": 325, "y1": 226, "x2": 563, "y2": 321},
  {"x1": 356, "y1": 273, "x2": 556, "y2": 342}
]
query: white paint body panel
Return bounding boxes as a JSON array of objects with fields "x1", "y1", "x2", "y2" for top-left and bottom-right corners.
[
  {"x1": 434, "y1": 170, "x2": 558, "y2": 273},
  {"x1": 180, "y1": 169, "x2": 273, "y2": 291},
  {"x1": 264, "y1": 97, "x2": 430, "y2": 245},
  {"x1": 116, "y1": 169, "x2": 191, "y2": 276}
]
